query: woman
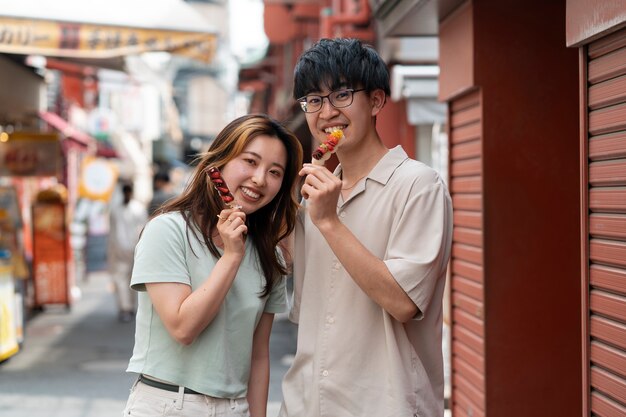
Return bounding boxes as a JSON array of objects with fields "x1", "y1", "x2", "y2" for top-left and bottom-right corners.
[{"x1": 124, "y1": 114, "x2": 303, "y2": 417}]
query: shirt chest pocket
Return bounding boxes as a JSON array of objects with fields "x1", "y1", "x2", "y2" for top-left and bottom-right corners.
[{"x1": 340, "y1": 201, "x2": 397, "y2": 258}]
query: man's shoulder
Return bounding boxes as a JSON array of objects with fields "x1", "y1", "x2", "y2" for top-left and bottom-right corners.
[
  {"x1": 152, "y1": 190, "x2": 176, "y2": 202},
  {"x1": 149, "y1": 190, "x2": 176, "y2": 210},
  {"x1": 129, "y1": 199, "x2": 147, "y2": 213},
  {"x1": 393, "y1": 158, "x2": 445, "y2": 190}
]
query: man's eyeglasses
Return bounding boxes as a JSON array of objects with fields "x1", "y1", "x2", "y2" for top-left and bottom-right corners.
[{"x1": 297, "y1": 89, "x2": 366, "y2": 113}]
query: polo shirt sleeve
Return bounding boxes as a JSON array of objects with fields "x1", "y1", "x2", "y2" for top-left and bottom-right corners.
[
  {"x1": 130, "y1": 214, "x2": 191, "y2": 291},
  {"x1": 264, "y1": 275, "x2": 287, "y2": 313},
  {"x1": 384, "y1": 180, "x2": 453, "y2": 320}
]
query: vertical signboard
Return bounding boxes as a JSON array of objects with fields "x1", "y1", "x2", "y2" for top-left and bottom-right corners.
[
  {"x1": 0, "y1": 186, "x2": 23, "y2": 360},
  {"x1": 0, "y1": 252, "x2": 18, "y2": 361},
  {"x1": 32, "y1": 203, "x2": 69, "y2": 307}
]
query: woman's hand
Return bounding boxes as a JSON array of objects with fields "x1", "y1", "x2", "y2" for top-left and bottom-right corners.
[{"x1": 216, "y1": 208, "x2": 247, "y2": 258}]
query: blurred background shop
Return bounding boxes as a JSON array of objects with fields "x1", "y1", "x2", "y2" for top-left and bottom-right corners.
[{"x1": 0, "y1": 0, "x2": 252, "y2": 360}]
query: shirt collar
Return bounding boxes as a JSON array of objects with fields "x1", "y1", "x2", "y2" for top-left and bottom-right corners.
[{"x1": 334, "y1": 145, "x2": 409, "y2": 186}]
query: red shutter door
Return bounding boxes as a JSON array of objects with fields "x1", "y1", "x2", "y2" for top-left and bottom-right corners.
[
  {"x1": 584, "y1": 27, "x2": 626, "y2": 417},
  {"x1": 449, "y1": 89, "x2": 486, "y2": 417}
]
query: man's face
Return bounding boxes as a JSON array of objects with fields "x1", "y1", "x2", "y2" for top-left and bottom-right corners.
[{"x1": 302, "y1": 85, "x2": 383, "y2": 153}]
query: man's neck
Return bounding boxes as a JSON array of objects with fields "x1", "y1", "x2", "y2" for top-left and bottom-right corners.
[{"x1": 336, "y1": 134, "x2": 388, "y2": 182}]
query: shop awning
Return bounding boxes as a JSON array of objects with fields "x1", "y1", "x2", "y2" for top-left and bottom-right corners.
[
  {"x1": 0, "y1": 0, "x2": 217, "y2": 64},
  {"x1": 39, "y1": 111, "x2": 117, "y2": 158}
]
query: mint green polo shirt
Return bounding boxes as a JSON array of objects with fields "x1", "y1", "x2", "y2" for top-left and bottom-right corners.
[{"x1": 126, "y1": 212, "x2": 286, "y2": 397}]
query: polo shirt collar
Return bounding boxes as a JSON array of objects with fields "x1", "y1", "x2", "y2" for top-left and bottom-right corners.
[
  {"x1": 334, "y1": 145, "x2": 409, "y2": 187},
  {"x1": 335, "y1": 146, "x2": 408, "y2": 205}
]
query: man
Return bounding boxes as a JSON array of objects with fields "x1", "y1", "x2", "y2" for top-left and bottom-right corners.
[
  {"x1": 108, "y1": 182, "x2": 147, "y2": 322},
  {"x1": 280, "y1": 38, "x2": 453, "y2": 417},
  {"x1": 148, "y1": 170, "x2": 176, "y2": 217}
]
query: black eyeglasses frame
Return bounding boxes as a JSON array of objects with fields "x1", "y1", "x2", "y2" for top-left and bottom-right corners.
[{"x1": 297, "y1": 88, "x2": 366, "y2": 113}]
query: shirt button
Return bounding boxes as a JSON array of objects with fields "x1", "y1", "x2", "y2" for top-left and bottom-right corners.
[
  {"x1": 339, "y1": 212, "x2": 346, "y2": 218},
  {"x1": 322, "y1": 370, "x2": 329, "y2": 377},
  {"x1": 332, "y1": 261, "x2": 340, "y2": 270},
  {"x1": 326, "y1": 316, "x2": 335, "y2": 324}
]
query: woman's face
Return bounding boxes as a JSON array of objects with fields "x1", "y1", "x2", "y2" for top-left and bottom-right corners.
[{"x1": 219, "y1": 134, "x2": 288, "y2": 215}]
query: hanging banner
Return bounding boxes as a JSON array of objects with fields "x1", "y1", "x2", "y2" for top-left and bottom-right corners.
[
  {"x1": 0, "y1": 132, "x2": 60, "y2": 177},
  {"x1": 0, "y1": 17, "x2": 216, "y2": 63}
]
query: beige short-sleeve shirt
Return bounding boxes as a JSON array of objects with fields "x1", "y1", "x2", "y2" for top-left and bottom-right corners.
[{"x1": 280, "y1": 146, "x2": 453, "y2": 417}]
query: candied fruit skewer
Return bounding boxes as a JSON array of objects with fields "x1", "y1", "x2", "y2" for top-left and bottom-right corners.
[
  {"x1": 312, "y1": 129, "x2": 343, "y2": 166},
  {"x1": 208, "y1": 167, "x2": 241, "y2": 209}
]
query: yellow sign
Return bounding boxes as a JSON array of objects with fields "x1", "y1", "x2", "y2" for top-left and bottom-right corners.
[
  {"x1": 78, "y1": 157, "x2": 118, "y2": 201},
  {"x1": 0, "y1": 17, "x2": 216, "y2": 63},
  {"x1": 0, "y1": 264, "x2": 19, "y2": 361}
]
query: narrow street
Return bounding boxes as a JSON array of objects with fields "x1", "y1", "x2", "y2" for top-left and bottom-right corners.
[{"x1": 0, "y1": 271, "x2": 297, "y2": 417}]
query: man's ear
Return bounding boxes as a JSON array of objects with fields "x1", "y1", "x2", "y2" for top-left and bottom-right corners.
[{"x1": 370, "y1": 89, "x2": 386, "y2": 117}]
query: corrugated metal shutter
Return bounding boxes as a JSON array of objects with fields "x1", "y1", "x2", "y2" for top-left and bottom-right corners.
[
  {"x1": 584, "y1": 27, "x2": 626, "y2": 417},
  {"x1": 449, "y1": 89, "x2": 485, "y2": 417}
]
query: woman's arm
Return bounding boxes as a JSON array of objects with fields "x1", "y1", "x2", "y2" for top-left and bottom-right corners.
[
  {"x1": 146, "y1": 251, "x2": 242, "y2": 345},
  {"x1": 247, "y1": 313, "x2": 275, "y2": 417},
  {"x1": 146, "y1": 208, "x2": 248, "y2": 345}
]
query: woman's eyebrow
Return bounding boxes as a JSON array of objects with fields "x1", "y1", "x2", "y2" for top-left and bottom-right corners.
[{"x1": 241, "y1": 151, "x2": 285, "y2": 171}]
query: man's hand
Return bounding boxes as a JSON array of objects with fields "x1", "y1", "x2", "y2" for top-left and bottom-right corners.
[{"x1": 300, "y1": 163, "x2": 342, "y2": 229}]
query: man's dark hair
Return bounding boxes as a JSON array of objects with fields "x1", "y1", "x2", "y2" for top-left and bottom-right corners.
[
  {"x1": 293, "y1": 38, "x2": 391, "y2": 99},
  {"x1": 154, "y1": 170, "x2": 170, "y2": 184},
  {"x1": 121, "y1": 183, "x2": 133, "y2": 205}
]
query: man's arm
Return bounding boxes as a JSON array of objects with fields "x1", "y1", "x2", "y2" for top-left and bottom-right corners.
[
  {"x1": 300, "y1": 164, "x2": 417, "y2": 322},
  {"x1": 319, "y1": 219, "x2": 418, "y2": 322}
]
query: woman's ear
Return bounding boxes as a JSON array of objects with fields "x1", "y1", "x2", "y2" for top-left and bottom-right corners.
[{"x1": 370, "y1": 89, "x2": 386, "y2": 117}]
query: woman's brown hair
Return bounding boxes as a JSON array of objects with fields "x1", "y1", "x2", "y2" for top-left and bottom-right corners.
[{"x1": 157, "y1": 114, "x2": 303, "y2": 296}]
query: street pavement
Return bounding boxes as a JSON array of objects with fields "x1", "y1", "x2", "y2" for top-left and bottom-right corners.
[
  {"x1": 0, "y1": 271, "x2": 297, "y2": 417},
  {"x1": 0, "y1": 270, "x2": 450, "y2": 417}
]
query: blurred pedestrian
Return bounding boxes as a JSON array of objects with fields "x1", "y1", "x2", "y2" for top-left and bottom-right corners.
[
  {"x1": 279, "y1": 38, "x2": 454, "y2": 417},
  {"x1": 148, "y1": 169, "x2": 177, "y2": 216},
  {"x1": 108, "y1": 182, "x2": 146, "y2": 323},
  {"x1": 124, "y1": 114, "x2": 303, "y2": 417}
]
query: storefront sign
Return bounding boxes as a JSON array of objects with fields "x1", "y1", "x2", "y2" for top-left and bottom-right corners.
[
  {"x1": 0, "y1": 17, "x2": 216, "y2": 63},
  {"x1": 0, "y1": 132, "x2": 60, "y2": 177}
]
